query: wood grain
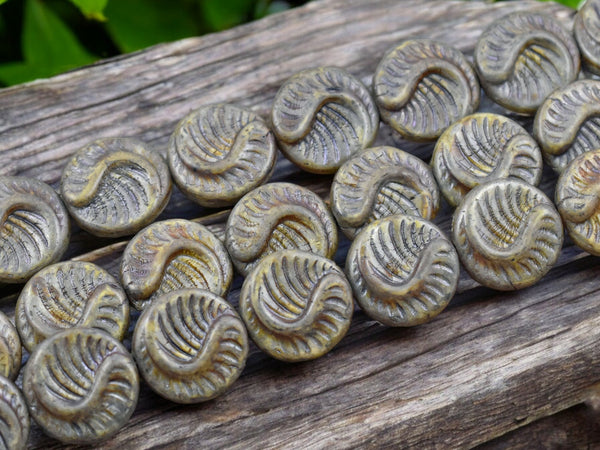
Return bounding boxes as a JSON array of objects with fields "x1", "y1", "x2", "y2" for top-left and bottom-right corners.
[{"x1": 0, "y1": 0, "x2": 594, "y2": 448}]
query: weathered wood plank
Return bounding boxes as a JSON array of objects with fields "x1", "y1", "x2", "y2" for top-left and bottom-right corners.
[{"x1": 1, "y1": 0, "x2": 596, "y2": 448}]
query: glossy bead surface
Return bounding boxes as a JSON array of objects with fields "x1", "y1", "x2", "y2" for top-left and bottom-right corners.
[
  {"x1": 475, "y1": 12, "x2": 580, "y2": 114},
  {"x1": 133, "y1": 288, "x2": 248, "y2": 403},
  {"x1": 0, "y1": 312, "x2": 21, "y2": 381},
  {"x1": 121, "y1": 219, "x2": 233, "y2": 310},
  {"x1": 0, "y1": 176, "x2": 69, "y2": 284},
  {"x1": 16, "y1": 261, "x2": 129, "y2": 352},
  {"x1": 452, "y1": 179, "x2": 563, "y2": 290},
  {"x1": 23, "y1": 328, "x2": 139, "y2": 444},
  {"x1": 373, "y1": 39, "x2": 480, "y2": 141},
  {"x1": 61, "y1": 137, "x2": 172, "y2": 237},
  {"x1": 346, "y1": 215, "x2": 459, "y2": 327},
  {"x1": 432, "y1": 113, "x2": 543, "y2": 207},
  {"x1": 271, "y1": 67, "x2": 379, "y2": 174},
  {"x1": 225, "y1": 182, "x2": 338, "y2": 276},
  {"x1": 574, "y1": 0, "x2": 600, "y2": 75},
  {"x1": 239, "y1": 250, "x2": 353, "y2": 362},
  {"x1": 168, "y1": 103, "x2": 277, "y2": 207},
  {"x1": 0, "y1": 375, "x2": 29, "y2": 450},
  {"x1": 331, "y1": 146, "x2": 440, "y2": 239}
]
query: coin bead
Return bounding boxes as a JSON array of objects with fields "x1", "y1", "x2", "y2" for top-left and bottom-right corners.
[
  {"x1": 0, "y1": 312, "x2": 21, "y2": 381},
  {"x1": 452, "y1": 179, "x2": 563, "y2": 291},
  {"x1": 225, "y1": 182, "x2": 338, "y2": 276},
  {"x1": 346, "y1": 215, "x2": 459, "y2": 327},
  {"x1": 168, "y1": 104, "x2": 277, "y2": 207},
  {"x1": 574, "y1": 0, "x2": 600, "y2": 75},
  {"x1": 475, "y1": 12, "x2": 580, "y2": 114},
  {"x1": 239, "y1": 250, "x2": 353, "y2": 362},
  {"x1": 432, "y1": 113, "x2": 543, "y2": 207},
  {"x1": 60, "y1": 137, "x2": 172, "y2": 237},
  {"x1": 0, "y1": 176, "x2": 70, "y2": 284},
  {"x1": 555, "y1": 149, "x2": 600, "y2": 256},
  {"x1": 0, "y1": 375, "x2": 29, "y2": 450},
  {"x1": 22, "y1": 328, "x2": 139, "y2": 444},
  {"x1": 271, "y1": 67, "x2": 379, "y2": 174},
  {"x1": 121, "y1": 219, "x2": 233, "y2": 310},
  {"x1": 534, "y1": 80, "x2": 600, "y2": 173},
  {"x1": 373, "y1": 39, "x2": 480, "y2": 141},
  {"x1": 16, "y1": 261, "x2": 129, "y2": 352},
  {"x1": 331, "y1": 146, "x2": 440, "y2": 239},
  {"x1": 133, "y1": 289, "x2": 248, "y2": 404}
]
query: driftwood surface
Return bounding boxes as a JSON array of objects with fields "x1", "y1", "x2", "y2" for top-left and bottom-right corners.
[{"x1": 1, "y1": 0, "x2": 599, "y2": 448}]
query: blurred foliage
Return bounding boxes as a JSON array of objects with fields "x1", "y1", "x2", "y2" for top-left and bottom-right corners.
[{"x1": 0, "y1": 0, "x2": 588, "y2": 87}]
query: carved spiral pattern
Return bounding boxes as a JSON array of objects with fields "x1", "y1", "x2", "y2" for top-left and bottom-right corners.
[
  {"x1": 133, "y1": 289, "x2": 248, "y2": 403},
  {"x1": 534, "y1": 80, "x2": 600, "y2": 173},
  {"x1": 0, "y1": 376, "x2": 29, "y2": 450},
  {"x1": 0, "y1": 313, "x2": 20, "y2": 382},
  {"x1": 555, "y1": 149, "x2": 600, "y2": 256},
  {"x1": 452, "y1": 179, "x2": 563, "y2": 291},
  {"x1": 121, "y1": 219, "x2": 233, "y2": 310},
  {"x1": 432, "y1": 113, "x2": 543, "y2": 207},
  {"x1": 475, "y1": 11, "x2": 580, "y2": 114},
  {"x1": 574, "y1": 0, "x2": 600, "y2": 75},
  {"x1": 331, "y1": 146, "x2": 440, "y2": 239},
  {"x1": 271, "y1": 67, "x2": 379, "y2": 174},
  {"x1": 346, "y1": 215, "x2": 459, "y2": 327},
  {"x1": 60, "y1": 138, "x2": 172, "y2": 237},
  {"x1": 239, "y1": 250, "x2": 353, "y2": 362},
  {"x1": 373, "y1": 39, "x2": 480, "y2": 141},
  {"x1": 16, "y1": 261, "x2": 129, "y2": 352},
  {"x1": 0, "y1": 176, "x2": 69, "y2": 284},
  {"x1": 225, "y1": 182, "x2": 338, "y2": 276},
  {"x1": 168, "y1": 104, "x2": 277, "y2": 207},
  {"x1": 22, "y1": 328, "x2": 139, "y2": 444}
]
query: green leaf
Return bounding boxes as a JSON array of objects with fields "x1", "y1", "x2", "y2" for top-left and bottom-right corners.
[
  {"x1": 104, "y1": 0, "x2": 197, "y2": 53},
  {"x1": 200, "y1": 0, "x2": 255, "y2": 31},
  {"x1": 0, "y1": 0, "x2": 8, "y2": 6},
  {"x1": 69, "y1": 0, "x2": 108, "y2": 21}
]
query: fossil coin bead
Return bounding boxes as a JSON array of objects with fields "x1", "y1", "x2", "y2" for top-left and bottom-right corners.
[
  {"x1": 22, "y1": 328, "x2": 139, "y2": 444},
  {"x1": 373, "y1": 39, "x2": 480, "y2": 141},
  {"x1": 121, "y1": 219, "x2": 233, "y2": 311},
  {"x1": 168, "y1": 103, "x2": 277, "y2": 207},
  {"x1": 133, "y1": 289, "x2": 248, "y2": 404},
  {"x1": 346, "y1": 215, "x2": 459, "y2": 327},
  {"x1": 0, "y1": 375, "x2": 30, "y2": 450},
  {"x1": 225, "y1": 182, "x2": 338, "y2": 276},
  {"x1": 239, "y1": 250, "x2": 353, "y2": 362},
  {"x1": 432, "y1": 113, "x2": 543, "y2": 207},
  {"x1": 0, "y1": 176, "x2": 69, "y2": 284},
  {"x1": 452, "y1": 179, "x2": 563, "y2": 291},
  {"x1": 574, "y1": 0, "x2": 600, "y2": 76},
  {"x1": 474, "y1": 12, "x2": 580, "y2": 115},
  {"x1": 60, "y1": 137, "x2": 172, "y2": 238},
  {"x1": 0, "y1": 312, "x2": 21, "y2": 381},
  {"x1": 555, "y1": 149, "x2": 600, "y2": 256},
  {"x1": 271, "y1": 66, "x2": 379, "y2": 174},
  {"x1": 331, "y1": 146, "x2": 440, "y2": 239},
  {"x1": 16, "y1": 261, "x2": 129, "y2": 352},
  {"x1": 534, "y1": 80, "x2": 600, "y2": 173}
]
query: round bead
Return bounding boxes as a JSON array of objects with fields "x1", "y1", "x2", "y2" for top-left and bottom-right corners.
[
  {"x1": 534, "y1": 80, "x2": 600, "y2": 173},
  {"x1": 23, "y1": 328, "x2": 139, "y2": 444},
  {"x1": 225, "y1": 182, "x2": 338, "y2": 276},
  {"x1": 60, "y1": 137, "x2": 172, "y2": 237},
  {"x1": 331, "y1": 146, "x2": 440, "y2": 239},
  {"x1": 432, "y1": 113, "x2": 543, "y2": 207},
  {"x1": 555, "y1": 149, "x2": 600, "y2": 256},
  {"x1": 574, "y1": 0, "x2": 600, "y2": 76},
  {"x1": 121, "y1": 219, "x2": 233, "y2": 311},
  {"x1": 474, "y1": 12, "x2": 580, "y2": 115},
  {"x1": 452, "y1": 179, "x2": 563, "y2": 290},
  {"x1": 0, "y1": 312, "x2": 21, "y2": 381},
  {"x1": 271, "y1": 67, "x2": 379, "y2": 174},
  {"x1": 0, "y1": 176, "x2": 69, "y2": 284},
  {"x1": 346, "y1": 215, "x2": 459, "y2": 327},
  {"x1": 132, "y1": 289, "x2": 248, "y2": 403},
  {"x1": 0, "y1": 375, "x2": 29, "y2": 450},
  {"x1": 239, "y1": 250, "x2": 353, "y2": 362},
  {"x1": 168, "y1": 104, "x2": 277, "y2": 207},
  {"x1": 373, "y1": 39, "x2": 480, "y2": 141},
  {"x1": 16, "y1": 261, "x2": 129, "y2": 352}
]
